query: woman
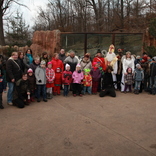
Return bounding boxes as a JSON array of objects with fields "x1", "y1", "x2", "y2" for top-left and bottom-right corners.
[
  {"x1": 23, "y1": 49, "x2": 33, "y2": 69},
  {"x1": 121, "y1": 51, "x2": 135, "y2": 92},
  {"x1": 18, "y1": 52, "x2": 25, "y2": 72},
  {"x1": 12, "y1": 73, "x2": 30, "y2": 108},
  {"x1": 40, "y1": 52, "x2": 49, "y2": 65},
  {"x1": 80, "y1": 53, "x2": 92, "y2": 71}
]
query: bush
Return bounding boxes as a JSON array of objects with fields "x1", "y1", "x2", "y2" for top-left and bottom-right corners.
[
  {"x1": 145, "y1": 46, "x2": 156, "y2": 57},
  {"x1": 149, "y1": 18, "x2": 156, "y2": 39}
]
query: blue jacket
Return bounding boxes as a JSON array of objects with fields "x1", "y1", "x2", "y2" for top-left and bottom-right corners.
[{"x1": 134, "y1": 68, "x2": 144, "y2": 81}]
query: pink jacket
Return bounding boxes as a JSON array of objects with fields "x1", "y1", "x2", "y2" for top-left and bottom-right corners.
[{"x1": 72, "y1": 71, "x2": 84, "y2": 84}]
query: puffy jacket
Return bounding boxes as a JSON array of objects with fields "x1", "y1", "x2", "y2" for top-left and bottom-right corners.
[
  {"x1": 62, "y1": 70, "x2": 73, "y2": 85},
  {"x1": 35, "y1": 66, "x2": 46, "y2": 85},
  {"x1": 134, "y1": 68, "x2": 144, "y2": 81},
  {"x1": 51, "y1": 58, "x2": 64, "y2": 72},
  {"x1": 90, "y1": 68, "x2": 101, "y2": 81},
  {"x1": 72, "y1": 70, "x2": 83, "y2": 84}
]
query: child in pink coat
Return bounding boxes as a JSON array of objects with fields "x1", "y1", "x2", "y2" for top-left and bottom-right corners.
[{"x1": 72, "y1": 64, "x2": 84, "y2": 96}]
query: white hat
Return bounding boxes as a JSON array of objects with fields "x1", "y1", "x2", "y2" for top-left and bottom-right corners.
[
  {"x1": 65, "y1": 64, "x2": 70, "y2": 69},
  {"x1": 153, "y1": 56, "x2": 156, "y2": 61},
  {"x1": 76, "y1": 64, "x2": 81, "y2": 68},
  {"x1": 136, "y1": 64, "x2": 141, "y2": 68}
]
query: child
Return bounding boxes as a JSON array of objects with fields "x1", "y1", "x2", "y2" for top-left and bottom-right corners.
[
  {"x1": 62, "y1": 64, "x2": 72, "y2": 96},
  {"x1": 83, "y1": 68, "x2": 92, "y2": 95},
  {"x1": 124, "y1": 67, "x2": 133, "y2": 93},
  {"x1": 72, "y1": 64, "x2": 84, "y2": 96},
  {"x1": 0, "y1": 75, "x2": 6, "y2": 109},
  {"x1": 90, "y1": 62, "x2": 101, "y2": 94},
  {"x1": 27, "y1": 68, "x2": 36, "y2": 103},
  {"x1": 53, "y1": 67, "x2": 62, "y2": 95},
  {"x1": 35, "y1": 60, "x2": 47, "y2": 102},
  {"x1": 46, "y1": 62, "x2": 55, "y2": 99},
  {"x1": 134, "y1": 64, "x2": 144, "y2": 94},
  {"x1": 12, "y1": 73, "x2": 30, "y2": 108}
]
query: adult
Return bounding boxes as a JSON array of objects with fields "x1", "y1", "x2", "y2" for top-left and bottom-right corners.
[
  {"x1": 116, "y1": 48, "x2": 123, "y2": 90},
  {"x1": 64, "y1": 51, "x2": 79, "y2": 72},
  {"x1": 92, "y1": 49, "x2": 106, "y2": 71},
  {"x1": 23, "y1": 49, "x2": 33, "y2": 69},
  {"x1": 80, "y1": 53, "x2": 92, "y2": 71},
  {"x1": 6, "y1": 52, "x2": 22, "y2": 105},
  {"x1": 99, "y1": 66, "x2": 116, "y2": 97},
  {"x1": 105, "y1": 44, "x2": 118, "y2": 88},
  {"x1": 30, "y1": 57, "x2": 40, "y2": 72},
  {"x1": 12, "y1": 73, "x2": 30, "y2": 108},
  {"x1": 51, "y1": 53, "x2": 64, "y2": 72},
  {"x1": 18, "y1": 52, "x2": 25, "y2": 72},
  {"x1": 59, "y1": 49, "x2": 67, "y2": 63},
  {"x1": 121, "y1": 51, "x2": 135, "y2": 92},
  {"x1": 40, "y1": 52, "x2": 49, "y2": 65}
]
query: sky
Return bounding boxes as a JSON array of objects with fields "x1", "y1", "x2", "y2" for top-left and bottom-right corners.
[{"x1": 9, "y1": 0, "x2": 49, "y2": 27}]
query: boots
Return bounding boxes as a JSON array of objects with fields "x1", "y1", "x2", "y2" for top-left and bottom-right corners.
[
  {"x1": 49, "y1": 93, "x2": 53, "y2": 99},
  {"x1": 0, "y1": 104, "x2": 4, "y2": 109},
  {"x1": 30, "y1": 97, "x2": 35, "y2": 102},
  {"x1": 47, "y1": 93, "x2": 51, "y2": 99}
]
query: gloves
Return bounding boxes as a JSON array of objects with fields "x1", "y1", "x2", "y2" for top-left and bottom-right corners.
[{"x1": 38, "y1": 80, "x2": 42, "y2": 83}]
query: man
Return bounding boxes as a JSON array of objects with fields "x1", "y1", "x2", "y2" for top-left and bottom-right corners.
[
  {"x1": 6, "y1": 52, "x2": 22, "y2": 105},
  {"x1": 105, "y1": 44, "x2": 118, "y2": 88},
  {"x1": 64, "y1": 51, "x2": 78, "y2": 72}
]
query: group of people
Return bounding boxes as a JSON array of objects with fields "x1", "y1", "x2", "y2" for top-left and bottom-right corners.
[{"x1": 0, "y1": 45, "x2": 156, "y2": 109}]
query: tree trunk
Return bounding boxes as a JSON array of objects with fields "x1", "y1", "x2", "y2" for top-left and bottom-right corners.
[{"x1": 0, "y1": 10, "x2": 5, "y2": 46}]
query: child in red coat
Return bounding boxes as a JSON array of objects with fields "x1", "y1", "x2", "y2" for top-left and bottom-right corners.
[
  {"x1": 54, "y1": 67, "x2": 62, "y2": 95},
  {"x1": 46, "y1": 62, "x2": 55, "y2": 99},
  {"x1": 62, "y1": 64, "x2": 72, "y2": 96}
]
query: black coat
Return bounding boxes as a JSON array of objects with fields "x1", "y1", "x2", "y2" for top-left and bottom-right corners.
[
  {"x1": 6, "y1": 58, "x2": 22, "y2": 82},
  {"x1": 102, "y1": 72, "x2": 114, "y2": 89}
]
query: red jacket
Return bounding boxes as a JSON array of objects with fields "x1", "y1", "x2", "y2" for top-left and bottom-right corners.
[
  {"x1": 51, "y1": 58, "x2": 64, "y2": 72},
  {"x1": 92, "y1": 57, "x2": 106, "y2": 71},
  {"x1": 54, "y1": 72, "x2": 62, "y2": 85},
  {"x1": 62, "y1": 70, "x2": 73, "y2": 85}
]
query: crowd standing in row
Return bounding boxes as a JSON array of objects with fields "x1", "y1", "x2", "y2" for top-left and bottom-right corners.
[{"x1": 0, "y1": 45, "x2": 156, "y2": 109}]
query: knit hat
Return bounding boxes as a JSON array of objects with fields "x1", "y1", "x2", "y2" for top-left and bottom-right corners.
[
  {"x1": 27, "y1": 68, "x2": 33, "y2": 73},
  {"x1": 153, "y1": 56, "x2": 156, "y2": 61},
  {"x1": 136, "y1": 64, "x2": 141, "y2": 68},
  {"x1": 48, "y1": 62, "x2": 52, "y2": 65},
  {"x1": 76, "y1": 64, "x2": 81, "y2": 68},
  {"x1": 40, "y1": 60, "x2": 46, "y2": 65},
  {"x1": 136, "y1": 56, "x2": 140, "y2": 59},
  {"x1": 65, "y1": 64, "x2": 70, "y2": 69}
]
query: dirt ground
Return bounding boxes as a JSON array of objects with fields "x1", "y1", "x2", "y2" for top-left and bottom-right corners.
[{"x1": 0, "y1": 91, "x2": 156, "y2": 156}]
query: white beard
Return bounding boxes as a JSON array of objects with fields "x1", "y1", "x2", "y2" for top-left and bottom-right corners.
[{"x1": 106, "y1": 52, "x2": 116, "y2": 62}]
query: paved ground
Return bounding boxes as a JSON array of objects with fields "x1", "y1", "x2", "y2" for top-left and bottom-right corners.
[{"x1": 0, "y1": 91, "x2": 156, "y2": 156}]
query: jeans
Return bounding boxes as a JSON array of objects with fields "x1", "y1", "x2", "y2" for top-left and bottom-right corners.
[
  {"x1": 64, "y1": 85, "x2": 69, "y2": 96},
  {"x1": 37, "y1": 84, "x2": 46, "y2": 100},
  {"x1": 83, "y1": 86, "x2": 92, "y2": 94},
  {"x1": 7, "y1": 82, "x2": 14, "y2": 103},
  {"x1": 134, "y1": 81, "x2": 141, "y2": 90}
]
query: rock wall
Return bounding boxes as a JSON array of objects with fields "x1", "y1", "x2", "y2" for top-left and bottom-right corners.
[{"x1": 30, "y1": 29, "x2": 61, "y2": 58}]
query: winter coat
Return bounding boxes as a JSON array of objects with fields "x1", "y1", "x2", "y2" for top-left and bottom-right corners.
[
  {"x1": 30, "y1": 61, "x2": 40, "y2": 72},
  {"x1": 124, "y1": 73, "x2": 133, "y2": 85},
  {"x1": 6, "y1": 57, "x2": 22, "y2": 82},
  {"x1": 62, "y1": 70, "x2": 72, "y2": 85},
  {"x1": 51, "y1": 58, "x2": 64, "y2": 72},
  {"x1": 64, "y1": 56, "x2": 78, "y2": 72},
  {"x1": 102, "y1": 72, "x2": 114, "y2": 89},
  {"x1": 46, "y1": 68, "x2": 55, "y2": 88},
  {"x1": 134, "y1": 68, "x2": 144, "y2": 81},
  {"x1": 92, "y1": 57, "x2": 106, "y2": 71},
  {"x1": 0, "y1": 77, "x2": 5, "y2": 93},
  {"x1": 150, "y1": 62, "x2": 156, "y2": 77},
  {"x1": 59, "y1": 53, "x2": 67, "y2": 63},
  {"x1": 72, "y1": 70, "x2": 84, "y2": 84},
  {"x1": 90, "y1": 68, "x2": 101, "y2": 82},
  {"x1": 28, "y1": 74, "x2": 36, "y2": 92},
  {"x1": 18, "y1": 58, "x2": 25, "y2": 72},
  {"x1": 23, "y1": 55, "x2": 33, "y2": 69},
  {"x1": 80, "y1": 57, "x2": 92, "y2": 70},
  {"x1": 54, "y1": 72, "x2": 62, "y2": 85},
  {"x1": 83, "y1": 74, "x2": 92, "y2": 87},
  {"x1": 35, "y1": 66, "x2": 46, "y2": 85},
  {"x1": 13, "y1": 79, "x2": 30, "y2": 100}
]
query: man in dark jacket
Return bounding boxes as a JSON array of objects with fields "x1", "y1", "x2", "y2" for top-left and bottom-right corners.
[
  {"x1": 6, "y1": 52, "x2": 22, "y2": 105},
  {"x1": 99, "y1": 66, "x2": 116, "y2": 97},
  {"x1": 59, "y1": 49, "x2": 67, "y2": 63}
]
